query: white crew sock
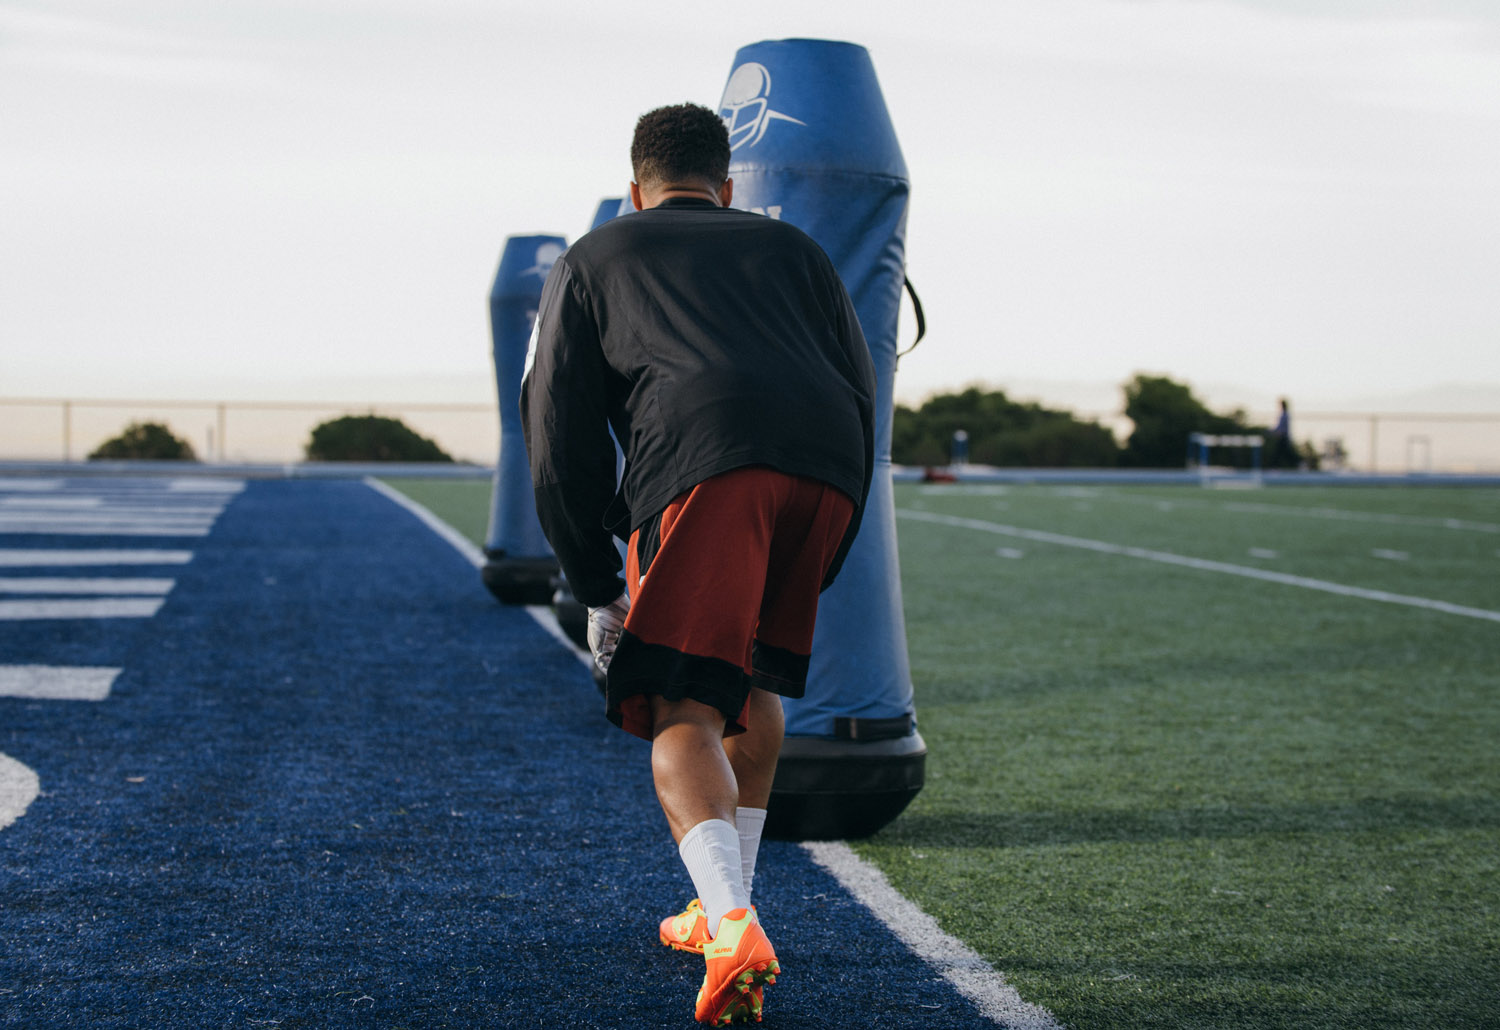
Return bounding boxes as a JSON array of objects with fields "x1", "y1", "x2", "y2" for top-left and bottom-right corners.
[
  {"x1": 736, "y1": 806, "x2": 768, "y2": 900},
  {"x1": 677, "y1": 818, "x2": 752, "y2": 934}
]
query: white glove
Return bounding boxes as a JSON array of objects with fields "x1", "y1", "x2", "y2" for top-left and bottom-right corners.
[{"x1": 586, "y1": 592, "x2": 631, "y2": 676}]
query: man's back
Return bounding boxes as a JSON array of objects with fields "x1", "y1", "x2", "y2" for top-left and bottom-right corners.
[{"x1": 532, "y1": 196, "x2": 875, "y2": 547}]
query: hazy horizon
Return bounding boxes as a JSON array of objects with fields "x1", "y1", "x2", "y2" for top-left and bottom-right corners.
[{"x1": 4, "y1": 0, "x2": 1498, "y2": 467}]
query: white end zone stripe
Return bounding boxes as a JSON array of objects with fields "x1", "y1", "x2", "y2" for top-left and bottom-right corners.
[
  {"x1": 0, "y1": 665, "x2": 120, "y2": 700},
  {"x1": 361, "y1": 478, "x2": 597, "y2": 671},
  {"x1": 0, "y1": 753, "x2": 41, "y2": 831},
  {"x1": 0, "y1": 497, "x2": 103, "y2": 508},
  {"x1": 169, "y1": 479, "x2": 245, "y2": 493},
  {"x1": 804, "y1": 842, "x2": 1064, "y2": 1030},
  {"x1": 0, "y1": 578, "x2": 175, "y2": 595},
  {"x1": 898, "y1": 508, "x2": 1500, "y2": 624},
  {"x1": 0, "y1": 523, "x2": 211, "y2": 537},
  {"x1": 0, "y1": 549, "x2": 193, "y2": 566},
  {"x1": 0, "y1": 598, "x2": 165, "y2": 619}
]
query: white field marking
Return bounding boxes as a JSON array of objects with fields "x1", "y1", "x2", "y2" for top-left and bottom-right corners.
[
  {"x1": 1223, "y1": 500, "x2": 1500, "y2": 535},
  {"x1": 1372, "y1": 549, "x2": 1410, "y2": 562},
  {"x1": 169, "y1": 479, "x2": 245, "y2": 493},
  {"x1": 0, "y1": 479, "x2": 62, "y2": 492},
  {"x1": 0, "y1": 511, "x2": 217, "y2": 525},
  {"x1": 0, "y1": 522, "x2": 211, "y2": 537},
  {"x1": 0, "y1": 598, "x2": 165, "y2": 620},
  {"x1": 0, "y1": 665, "x2": 120, "y2": 700},
  {"x1": 1038, "y1": 488, "x2": 1500, "y2": 536},
  {"x1": 362, "y1": 479, "x2": 595, "y2": 670},
  {"x1": 0, "y1": 753, "x2": 41, "y2": 831},
  {"x1": 0, "y1": 578, "x2": 174, "y2": 595},
  {"x1": 368, "y1": 477, "x2": 1047, "y2": 1022},
  {"x1": 0, "y1": 503, "x2": 226, "y2": 516},
  {"x1": 803, "y1": 842, "x2": 1064, "y2": 1030},
  {"x1": 0, "y1": 496, "x2": 103, "y2": 508},
  {"x1": 898, "y1": 508, "x2": 1500, "y2": 625},
  {"x1": 1216, "y1": 499, "x2": 1499, "y2": 535},
  {"x1": 919, "y1": 484, "x2": 1010, "y2": 496},
  {"x1": 0, "y1": 549, "x2": 193, "y2": 566},
  {"x1": 995, "y1": 547, "x2": 1025, "y2": 559},
  {"x1": 1248, "y1": 548, "x2": 1280, "y2": 559}
]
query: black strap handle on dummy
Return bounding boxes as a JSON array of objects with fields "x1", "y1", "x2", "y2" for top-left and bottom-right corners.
[{"x1": 895, "y1": 275, "x2": 926, "y2": 360}]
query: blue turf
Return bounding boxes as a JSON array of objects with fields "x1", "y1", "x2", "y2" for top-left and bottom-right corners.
[{"x1": 0, "y1": 479, "x2": 987, "y2": 1027}]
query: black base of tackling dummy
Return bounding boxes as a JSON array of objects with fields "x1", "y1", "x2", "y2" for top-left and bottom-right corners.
[
  {"x1": 765, "y1": 722, "x2": 926, "y2": 841},
  {"x1": 479, "y1": 552, "x2": 558, "y2": 606}
]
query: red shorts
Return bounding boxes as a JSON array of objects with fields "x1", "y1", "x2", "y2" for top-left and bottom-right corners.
[{"x1": 605, "y1": 466, "x2": 855, "y2": 742}]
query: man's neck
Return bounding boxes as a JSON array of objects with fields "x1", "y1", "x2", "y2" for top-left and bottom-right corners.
[
  {"x1": 632, "y1": 178, "x2": 732, "y2": 211},
  {"x1": 650, "y1": 185, "x2": 721, "y2": 206}
]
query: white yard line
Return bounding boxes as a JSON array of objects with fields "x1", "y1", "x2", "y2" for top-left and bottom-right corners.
[
  {"x1": 0, "y1": 753, "x2": 41, "y2": 831},
  {"x1": 368, "y1": 476, "x2": 1057, "y2": 1027},
  {"x1": 804, "y1": 842, "x2": 1065, "y2": 1029},
  {"x1": 927, "y1": 485, "x2": 1500, "y2": 535},
  {"x1": 0, "y1": 522, "x2": 212, "y2": 537},
  {"x1": 0, "y1": 501, "x2": 225, "y2": 515},
  {"x1": 0, "y1": 549, "x2": 194, "y2": 566},
  {"x1": 0, "y1": 512, "x2": 218, "y2": 526},
  {"x1": 0, "y1": 598, "x2": 166, "y2": 620},
  {"x1": 0, "y1": 496, "x2": 103, "y2": 508},
  {"x1": 0, "y1": 578, "x2": 174, "y2": 595},
  {"x1": 1220, "y1": 499, "x2": 1500, "y2": 535},
  {"x1": 0, "y1": 665, "x2": 120, "y2": 700},
  {"x1": 0, "y1": 479, "x2": 239, "y2": 540},
  {"x1": 899, "y1": 508, "x2": 1500, "y2": 625},
  {"x1": 168, "y1": 479, "x2": 245, "y2": 493}
]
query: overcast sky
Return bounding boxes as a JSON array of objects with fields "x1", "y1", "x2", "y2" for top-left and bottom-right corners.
[{"x1": 3, "y1": 0, "x2": 1498, "y2": 422}]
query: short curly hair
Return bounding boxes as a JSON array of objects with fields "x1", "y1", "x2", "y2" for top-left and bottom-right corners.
[{"x1": 630, "y1": 103, "x2": 730, "y2": 190}]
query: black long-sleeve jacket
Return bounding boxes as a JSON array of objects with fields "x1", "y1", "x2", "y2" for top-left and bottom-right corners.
[{"x1": 519, "y1": 197, "x2": 877, "y2": 608}]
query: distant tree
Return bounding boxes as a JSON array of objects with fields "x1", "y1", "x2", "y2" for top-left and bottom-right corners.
[
  {"x1": 304, "y1": 414, "x2": 453, "y2": 462},
  {"x1": 1119, "y1": 374, "x2": 1249, "y2": 468},
  {"x1": 891, "y1": 388, "x2": 1119, "y2": 467},
  {"x1": 88, "y1": 421, "x2": 197, "y2": 461}
]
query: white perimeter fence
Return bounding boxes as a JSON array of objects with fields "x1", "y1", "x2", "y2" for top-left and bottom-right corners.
[
  {"x1": 1, "y1": 398, "x2": 499, "y2": 467},
  {"x1": 1, "y1": 398, "x2": 1498, "y2": 474}
]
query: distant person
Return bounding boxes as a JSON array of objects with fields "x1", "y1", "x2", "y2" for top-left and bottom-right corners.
[
  {"x1": 1269, "y1": 398, "x2": 1298, "y2": 468},
  {"x1": 520, "y1": 102, "x2": 876, "y2": 1025}
]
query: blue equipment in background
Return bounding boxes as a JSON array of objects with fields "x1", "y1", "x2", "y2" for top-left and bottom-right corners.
[
  {"x1": 481, "y1": 233, "x2": 568, "y2": 604},
  {"x1": 720, "y1": 39, "x2": 926, "y2": 840},
  {"x1": 588, "y1": 198, "x2": 624, "y2": 232}
]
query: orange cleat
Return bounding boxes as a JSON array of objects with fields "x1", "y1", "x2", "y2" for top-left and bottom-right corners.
[
  {"x1": 694, "y1": 908, "x2": 780, "y2": 1026},
  {"x1": 660, "y1": 898, "x2": 713, "y2": 955}
]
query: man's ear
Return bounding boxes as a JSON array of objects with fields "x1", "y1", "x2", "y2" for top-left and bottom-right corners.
[
  {"x1": 718, "y1": 178, "x2": 733, "y2": 208},
  {"x1": 629, "y1": 182, "x2": 645, "y2": 211}
]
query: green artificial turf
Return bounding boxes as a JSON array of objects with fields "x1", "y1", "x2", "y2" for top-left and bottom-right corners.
[
  {"x1": 382, "y1": 476, "x2": 1500, "y2": 1028},
  {"x1": 864, "y1": 483, "x2": 1499, "y2": 1029},
  {"x1": 380, "y1": 477, "x2": 493, "y2": 552}
]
